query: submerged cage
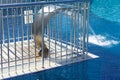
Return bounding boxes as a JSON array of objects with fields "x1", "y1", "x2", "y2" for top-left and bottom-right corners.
[{"x1": 0, "y1": 0, "x2": 90, "y2": 79}]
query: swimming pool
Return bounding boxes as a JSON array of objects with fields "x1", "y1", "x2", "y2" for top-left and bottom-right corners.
[{"x1": 4, "y1": 0, "x2": 120, "y2": 80}]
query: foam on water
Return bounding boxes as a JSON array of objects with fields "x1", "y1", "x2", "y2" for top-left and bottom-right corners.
[{"x1": 88, "y1": 35, "x2": 119, "y2": 47}]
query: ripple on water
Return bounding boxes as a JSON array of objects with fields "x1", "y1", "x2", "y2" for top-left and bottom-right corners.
[{"x1": 91, "y1": 0, "x2": 120, "y2": 22}]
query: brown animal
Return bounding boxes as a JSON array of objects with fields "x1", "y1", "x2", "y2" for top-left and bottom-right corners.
[
  {"x1": 32, "y1": 12, "x2": 50, "y2": 58},
  {"x1": 34, "y1": 35, "x2": 48, "y2": 58},
  {"x1": 32, "y1": 5, "x2": 64, "y2": 58}
]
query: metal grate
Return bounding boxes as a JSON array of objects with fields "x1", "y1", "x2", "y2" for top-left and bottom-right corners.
[{"x1": 0, "y1": 0, "x2": 90, "y2": 79}]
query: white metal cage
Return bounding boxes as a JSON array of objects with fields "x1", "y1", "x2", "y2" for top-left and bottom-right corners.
[{"x1": 0, "y1": 0, "x2": 90, "y2": 79}]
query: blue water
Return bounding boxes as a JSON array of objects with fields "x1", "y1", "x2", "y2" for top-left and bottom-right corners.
[
  {"x1": 91, "y1": 0, "x2": 120, "y2": 22},
  {"x1": 4, "y1": 0, "x2": 120, "y2": 80}
]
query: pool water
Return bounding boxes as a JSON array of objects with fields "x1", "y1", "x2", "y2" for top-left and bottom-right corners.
[
  {"x1": 91, "y1": 0, "x2": 120, "y2": 22},
  {"x1": 4, "y1": 0, "x2": 120, "y2": 80}
]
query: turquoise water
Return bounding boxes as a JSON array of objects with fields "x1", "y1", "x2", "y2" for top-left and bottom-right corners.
[
  {"x1": 91, "y1": 0, "x2": 120, "y2": 22},
  {"x1": 4, "y1": 0, "x2": 120, "y2": 80}
]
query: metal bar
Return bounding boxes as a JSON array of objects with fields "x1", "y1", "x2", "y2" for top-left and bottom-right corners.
[
  {"x1": 10, "y1": 0, "x2": 12, "y2": 3},
  {"x1": 48, "y1": 5, "x2": 51, "y2": 66},
  {"x1": 13, "y1": 8, "x2": 17, "y2": 74},
  {"x1": 54, "y1": 5, "x2": 57, "y2": 64},
  {"x1": 41, "y1": 6, "x2": 44, "y2": 68},
  {"x1": 80, "y1": 3, "x2": 83, "y2": 53},
  {"x1": 16, "y1": 8, "x2": 20, "y2": 42},
  {"x1": 70, "y1": 5, "x2": 73, "y2": 61},
  {"x1": 76, "y1": 2, "x2": 80, "y2": 56},
  {"x1": 80, "y1": 2, "x2": 83, "y2": 52},
  {"x1": 82, "y1": 2, "x2": 87, "y2": 56},
  {"x1": 82, "y1": 4, "x2": 84, "y2": 54},
  {"x1": 60, "y1": 7, "x2": 62, "y2": 64},
  {"x1": 16, "y1": 0, "x2": 17, "y2": 3},
  {"x1": 0, "y1": 8, "x2": 3, "y2": 78},
  {"x1": 1, "y1": 11, "x2": 4, "y2": 44},
  {"x1": 51, "y1": 14, "x2": 53, "y2": 39},
  {"x1": 33, "y1": 5, "x2": 37, "y2": 69},
  {"x1": 0, "y1": 0, "x2": 2, "y2": 4},
  {"x1": 57, "y1": 13, "x2": 60, "y2": 42},
  {"x1": 65, "y1": 7, "x2": 68, "y2": 63},
  {"x1": 76, "y1": 2, "x2": 79, "y2": 53},
  {"x1": 86, "y1": 2, "x2": 90, "y2": 55},
  {"x1": 73, "y1": 3, "x2": 77, "y2": 55},
  {"x1": 0, "y1": 0, "x2": 87, "y2": 8},
  {"x1": 73, "y1": 4, "x2": 76, "y2": 49},
  {"x1": 6, "y1": 8, "x2": 10, "y2": 75},
  {"x1": 21, "y1": 6, "x2": 24, "y2": 72},
  {"x1": 27, "y1": 7, "x2": 31, "y2": 71}
]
